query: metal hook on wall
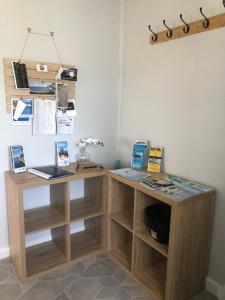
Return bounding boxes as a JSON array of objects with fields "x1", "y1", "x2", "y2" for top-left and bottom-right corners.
[
  {"x1": 163, "y1": 20, "x2": 173, "y2": 38},
  {"x1": 180, "y1": 14, "x2": 190, "y2": 33},
  {"x1": 148, "y1": 25, "x2": 158, "y2": 42},
  {"x1": 200, "y1": 7, "x2": 210, "y2": 29}
]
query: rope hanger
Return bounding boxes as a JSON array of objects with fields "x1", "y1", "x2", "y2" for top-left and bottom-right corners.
[{"x1": 19, "y1": 27, "x2": 63, "y2": 66}]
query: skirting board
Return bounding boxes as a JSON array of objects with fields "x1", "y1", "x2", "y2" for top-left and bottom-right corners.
[{"x1": 0, "y1": 244, "x2": 223, "y2": 299}]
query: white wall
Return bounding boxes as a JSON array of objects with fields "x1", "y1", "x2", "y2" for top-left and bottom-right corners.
[
  {"x1": 119, "y1": 0, "x2": 225, "y2": 290},
  {"x1": 0, "y1": 0, "x2": 121, "y2": 256}
]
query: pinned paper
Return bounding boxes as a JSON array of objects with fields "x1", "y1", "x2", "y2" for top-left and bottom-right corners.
[{"x1": 13, "y1": 100, "x2": 26, "y2": 120}]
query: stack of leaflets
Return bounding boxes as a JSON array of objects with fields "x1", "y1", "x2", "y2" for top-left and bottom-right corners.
[
  {"x1": 158, "y1": 185, "x2": 195, "y2": 201},
  {"x1": 169, "y1": 175, "x2": 212, "y2": 194},
  {"x1": 140, "y1": 178, "x2": 174, "y2": 189},
  {"x1": 55, "y1": 141, "x2": 70, "y2": 166},
  {"x1": 140, "y1": 174, "x2": 212, "y2": 202},
  {"x1": 111, "y1": 168, "x2": 151, "y2": 181},
  {"x1": 131, "y1": 140, "x2": 149, "y2": 170},
  {"x1": 147, "y1": 146, "x2": 163, "y2": 173}
]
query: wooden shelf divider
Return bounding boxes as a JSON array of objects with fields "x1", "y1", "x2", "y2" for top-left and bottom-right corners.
[{"x1": 24, "y1": 206, "x2": 66, "y2": 234}]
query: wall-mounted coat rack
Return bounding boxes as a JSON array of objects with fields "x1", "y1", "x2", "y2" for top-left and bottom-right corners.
[{"x1": 149, "y1": 8, "x2": 225, "y2": 45}]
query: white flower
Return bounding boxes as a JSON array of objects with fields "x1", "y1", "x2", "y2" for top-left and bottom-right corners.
[{"x1": 77, "y1": 137, "x2": 104, "y2": 148}]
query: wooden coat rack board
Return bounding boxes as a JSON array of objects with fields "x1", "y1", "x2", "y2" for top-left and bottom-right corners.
[
  {"x1": 150, "y1": 12, "x2": 225, "y2": 45},
  {"x1": 4, "y1": 58, "x2": 76, "y2": 113}
]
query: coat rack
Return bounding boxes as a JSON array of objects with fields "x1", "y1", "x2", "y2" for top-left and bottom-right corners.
[{"x1": 149, "y1": 7, "x2": 225, "y2": 45}]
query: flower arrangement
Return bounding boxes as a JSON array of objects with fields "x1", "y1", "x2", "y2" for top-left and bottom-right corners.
[{"x1": 76, "y1": 137, "x2": 104, "y2": 162}]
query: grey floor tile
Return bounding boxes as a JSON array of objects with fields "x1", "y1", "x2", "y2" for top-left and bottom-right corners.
[
  {"x1": 124, "y1": 285, "x2": 146, "y2": 297},
  {"x1": 18, "y1": 279, "x2": 72, "y2": 300},
  {"x1": 82, "y1": 259, "x2": 117, "y2": 277},
  {"x1": 96, "y1": 286, "x2": 119, "y2": 299},
  {"x1": 122, "y1": 276, "x2": 138, "y2": 286},
  {"x1": 3, "y1": 273, "x2": 38, "y2": 293},
  {"x1": 133, "y1": 297, "x2": 153, "y2": 300},
  {"x1": 0, "y1": 264, "x2": 14, "y2": 282},
  {"x1": 54, "y1": 262, "x2": 85, "y2": 280},
  {"x1": 54, "y1": 292, "x2": 69, "y2": 300},
  {"x1": 98, "y1": 275, "x2": 120, "y2": 287},
  {"x1": 113, "y1": 287, "x2": 131, "y2": 300},
  {"x1": 65, "y1": 278, "x2": 101, "y2": 300},
  {"x1": 113, "y1": 268, "x2": 127, "y2": 284},
  {"x1": 0, "y1": 283, "x2": 22, "y2": 300},
  {"x1": 0, "y1": 257, "x2": 216, "y2": 300}
]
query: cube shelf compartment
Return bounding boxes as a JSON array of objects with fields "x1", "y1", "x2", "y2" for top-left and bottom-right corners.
[
  {"x1": 134, "y1": 190, "x2": 170, "y2": 257},
  {"x1": 71, "y1": 215, "x2": 105, "y2": 260},
  {"x1": 109, "y1": 219, "x2": 133, "y2": 270},
  {"x1": 133, "y1": 237, "x2": 167, "y2": 300},
  {"x1": 70, "y1": 176, "x2": 105, "y2": 221},
  {"x1": 26, "y1": 225, "x2": 68, "y2": 277},
  {"x1": 24, "y1": 183, "x2": 68, "y2": 234},
  {"x1": 109, "y1": 179, "x2": 134, "y2": 230}
]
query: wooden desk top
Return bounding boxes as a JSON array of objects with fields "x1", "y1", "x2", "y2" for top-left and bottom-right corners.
[
  {"x1": 5, "y1": 163, "x2": 107, "y2": 190},
  {"x1": 107, "y1": 170, "x2": 215, "y2": 207}
]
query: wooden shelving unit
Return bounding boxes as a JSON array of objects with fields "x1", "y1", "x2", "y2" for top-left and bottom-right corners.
[
  {"x1": 107, "y1": 172, "x2": 215, "y2": 300},
  {"x1": 5, "y1": 164, "x2": 106, "y2": 281},
  {"x1": 5, "y1": 165, "x2": 216, "y2": 299}
]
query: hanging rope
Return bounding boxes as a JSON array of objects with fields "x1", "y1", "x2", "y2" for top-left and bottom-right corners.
[{"x1": 19, "y1": 27, "x2": 63, "y2": 66}]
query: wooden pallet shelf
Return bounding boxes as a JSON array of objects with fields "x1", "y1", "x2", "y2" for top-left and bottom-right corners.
[{"x1": 3, "y1": 58, "x2": 76, "y2": 113}]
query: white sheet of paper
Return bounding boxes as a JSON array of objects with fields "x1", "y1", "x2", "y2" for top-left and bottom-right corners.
[
  {"x1": 33, "y1": 99, "x2": 56, "y2": 135},
  {"x1": 57, "y1": 116, "x2": 74, "y2": 135},
  {"x1": 13, "y1": 100, "x2": 26, "y2": 120}
]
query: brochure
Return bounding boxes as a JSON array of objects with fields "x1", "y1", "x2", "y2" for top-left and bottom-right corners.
[
  {"x1": 11, "y1": 99, "x2": 33, "y2": 126},
  {"x1": 147, "y1": 146, "x2": 164, "y2": 173},
  {"x1": 169, "y1": 175, "x2": 212, "y2": 193},
  {"x1": 131, "y1": 140, "x2": 149, "y2": 170},
  {"x1": 10, "y1": 145, "x2": 26, "y2": 173},
  {"x1": 140, "y1": 177, "x2": 174, "y2": 190},
  {"x1": 56, "y1": 141, "x2": 70, "y2": 166},
  {"x1": 158, "y1": 185, "x2": 195, "y2": 201},
  {"x1": 111, "y1": 168, "x2": 151, "y2": 181}
]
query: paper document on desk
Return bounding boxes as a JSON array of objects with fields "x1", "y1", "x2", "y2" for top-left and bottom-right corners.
[{"x1": 33, "y1": 99, "x2": 56, "y2": 135}]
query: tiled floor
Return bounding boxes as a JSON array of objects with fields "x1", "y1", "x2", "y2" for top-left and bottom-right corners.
[{"x1": 0, "y1": 252, "x2": 218, "y2": 300}]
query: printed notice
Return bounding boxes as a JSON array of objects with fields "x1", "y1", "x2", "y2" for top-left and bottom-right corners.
[{"x1": 33, "y1": 99, "x2": 56, "y2": 135}]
